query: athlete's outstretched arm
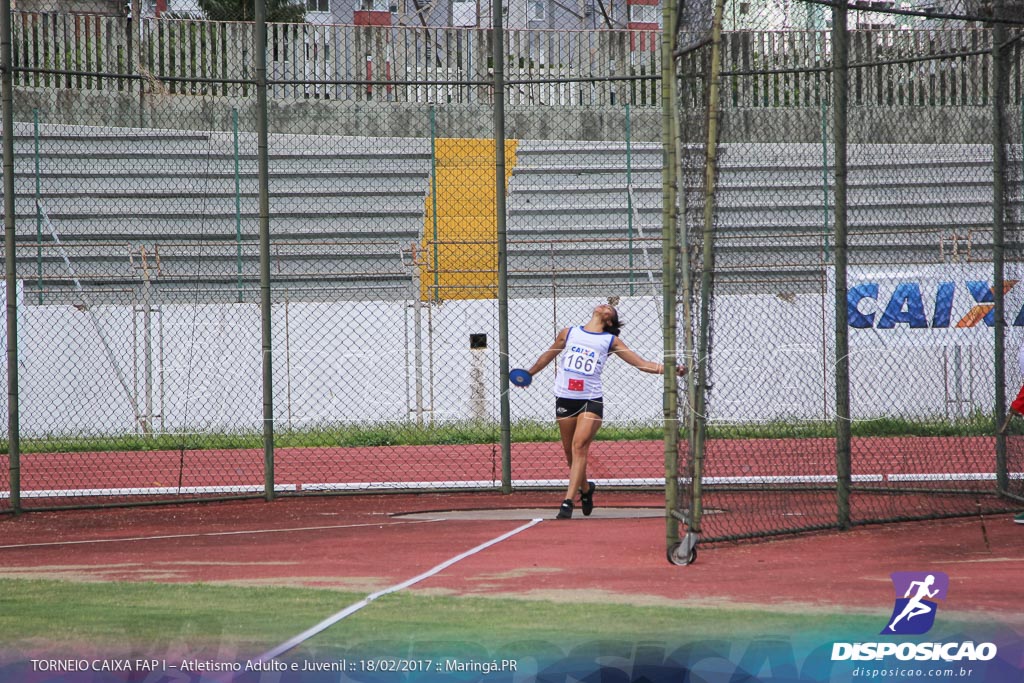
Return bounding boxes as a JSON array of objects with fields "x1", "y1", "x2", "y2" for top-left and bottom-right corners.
[
  {"x1": 526, "y1": 328, "x2": 569, "y2": 377},
  {"x1": 610, "y1": 337, "x2": 687, "y2": 376}
]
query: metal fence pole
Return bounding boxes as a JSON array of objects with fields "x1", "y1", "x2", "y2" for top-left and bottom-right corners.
[
  {"x1": 627, "y1": 102, "x2": 634, "y2": 296},
  {"x1": 992, "y1": 0, "x2": 1009, "y2": 493},
  {"x1": 255, "y1": 0, "x2": 275, "y2": 502},
  {"x1": 233, "y1": 107, "x2": 243, "y2": 304},
  {"x1": 690, "y1": 0, "x2": 727, "y2": 544},
  {"x1": 820, "y1": 98, "x2": 830, "y2": 262},
  {"x1": 673, "y1": 59, "x2": 697, "y2": 545},
  {"x1": 34, "y1": 109, "x2": 43, "y2": 306},
  {"x1": 660, "y1": 0, "x2": 680, "y2": 550},
  {"x1": 429, "y1": 104, "x2": 439, "y2": 301},
  {"x1": 831, "y1": 0, "x2": 851, "y2": 530},
  {"x1": 494, "y1": 0, "x2": 512, "y2": 494},
  {"x1": 1, "y1": 0, "x2": 19, "y2": 514}
]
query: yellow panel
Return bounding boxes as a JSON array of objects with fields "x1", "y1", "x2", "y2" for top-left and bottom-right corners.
[{"x1": 421, "y1": 138, "x2": 518, "y2": 301}]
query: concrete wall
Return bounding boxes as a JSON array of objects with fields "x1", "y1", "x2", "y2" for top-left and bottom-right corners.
[
  {"x1": 0, "y1": 290, "x2": 1004, "y2": 438},
  {"x1": 14, "y1": 0, "x2": 122, "y2": 14},
  {"x1": 12, "y1": 87, "x2": 666, "y2": 141},
  {"x1": 721, "y1": 107, "x2": 1008, "y2": 145},
  {"x1": 16, "y1": 85, "x2": 1015, "y2": 143}
]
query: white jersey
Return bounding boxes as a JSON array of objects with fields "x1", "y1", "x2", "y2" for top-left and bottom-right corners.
[{"x1": 554, "y1": 326, "x2": 615, "y2": 400}]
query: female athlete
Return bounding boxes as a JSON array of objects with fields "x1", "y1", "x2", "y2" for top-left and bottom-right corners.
[{"x1": 520, "y1": 303, "x2": 686, "y2": 519}]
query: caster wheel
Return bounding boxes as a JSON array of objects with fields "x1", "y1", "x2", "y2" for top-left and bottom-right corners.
[{"x1": 667, "y1": 542, "x2": 697, "y2": 566}]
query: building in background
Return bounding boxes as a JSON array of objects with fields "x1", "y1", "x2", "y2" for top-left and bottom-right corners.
[
  {"x1": 13, "y1": 0, "x2": 1007, "y2": 29},
  {"x1": 12, "y1": 0, "x2": 123, "y2": 13}
]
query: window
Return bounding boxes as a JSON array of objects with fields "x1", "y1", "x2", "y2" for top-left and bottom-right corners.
[
  {"x1": 167, "y1": 0, "x2": 202, "y2": 16},
  {"x1": 528, "y1": 0, "x2": 545, "y2": 21},
  {"x1": 306, "y1": 0, "x2": 328, "y2": 11},
  {"x1": 628, "y1": 3, "x2": 660, "y2": 24}
]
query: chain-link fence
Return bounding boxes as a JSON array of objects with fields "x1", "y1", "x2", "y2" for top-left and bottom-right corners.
[
  {"x1": 993, "y1": 0, "x2": 1024, "y2": 537},
  {"x1": 672, "y1": 0, "x2": 1024, "y2": 553},
  {"x1": 0, "y1": 2, "x2": 674, "y2": 512},
  {"x1": 1, "y1": 0, "x2": 1022, "y2": 555}
]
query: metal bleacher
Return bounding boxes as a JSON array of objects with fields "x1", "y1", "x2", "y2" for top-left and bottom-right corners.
[
  {"x1": 506, "y1": 140, "x2": 665, "y2": 298},
  {"x1": 4, "y1": 124, "x2": 1010, "y2": 307},
  {"x1": 712, "y1": 143, "x2": 1000, "y2": 293},
  {"x1": 508, "y1": 140, "x2": 1004, "y2": 298},
  {"x1": 7, "y1": 124, "x2": 432, "y2": 305}
]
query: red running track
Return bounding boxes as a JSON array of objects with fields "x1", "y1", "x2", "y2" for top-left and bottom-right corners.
[
  {"x1": 0, "y1": 493, "x2": 1020, "y2": 633},
  {"x1": 0, "y1": 436, "x2": 1010, "y2": 500}
]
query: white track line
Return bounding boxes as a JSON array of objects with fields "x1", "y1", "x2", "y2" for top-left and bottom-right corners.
[
  {"x1": 250, "y1": 518, "x2": 544, "y2": 666},
  {"x1": 0, "y1": 484, "x2": 298, "y2": 499},
  {"x1": 0, "y1": 519, "x2": 443, "y2": 550},
  {"x1": 888, "y1": 472, "x2": 1024, "y2": 482},
  {"x1": 5, "y1": 471, "x2": 1020, "y2": 501}
]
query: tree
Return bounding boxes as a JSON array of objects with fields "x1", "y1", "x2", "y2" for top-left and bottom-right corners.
[
  {"x1": 197, "y1": 0, "x2": 306, "y2": 23},
  {"x1": 963, "y1": 0, "x2": 1024, "y2": 18}
]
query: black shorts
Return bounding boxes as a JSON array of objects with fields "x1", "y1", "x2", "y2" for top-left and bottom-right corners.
[{"x1": 555, "y1": 396, "x2": 604, "y2": 419}]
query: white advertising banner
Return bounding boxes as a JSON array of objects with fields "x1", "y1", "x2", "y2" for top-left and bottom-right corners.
[{"x1": 831, "y1": 264, "x2": 1024, "y2": 348}]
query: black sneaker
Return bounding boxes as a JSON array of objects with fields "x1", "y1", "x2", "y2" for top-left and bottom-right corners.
[
  {"x1": 581, "y1": 481, "x2": 596, "y2": 516},
  {"x1": 556, "y1": 499, "x2": 574, "y2": 519}
]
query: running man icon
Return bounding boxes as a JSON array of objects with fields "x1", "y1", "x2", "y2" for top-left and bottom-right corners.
[
  {"x1": 888, "y1": 575, "x2": 939, "y2": 630},
  {"x1": 882, "y1": 572, "x2": 949, "y2": 636}
]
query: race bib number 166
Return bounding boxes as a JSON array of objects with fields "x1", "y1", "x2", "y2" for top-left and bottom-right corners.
[{"x1": 563, "y1": 346, "x2": 598, "y2": 376}]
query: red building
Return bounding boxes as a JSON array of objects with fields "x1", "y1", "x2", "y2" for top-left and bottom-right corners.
[{"x1": 626, "y1": 0, "x2": 658, "y2": 51}]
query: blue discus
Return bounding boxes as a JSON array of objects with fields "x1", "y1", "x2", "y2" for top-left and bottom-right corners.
[{"x1": 509, "y1": 368, "x2": 533, "y2": 387}]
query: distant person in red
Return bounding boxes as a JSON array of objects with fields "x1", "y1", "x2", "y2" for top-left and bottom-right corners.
[
  {"x1": 999, "y1": 341, "x2": 1024, "y2": 434},
  {"x1": 1000, "y1": 343, "x2": 1024, "y2": 525},
  {"x1": 519, "y1": 303, "x2": 686, "y2": 519}
]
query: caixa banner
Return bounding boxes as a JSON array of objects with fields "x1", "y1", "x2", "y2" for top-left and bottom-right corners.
[{"x1": 829, "y1": 265, "x2": 1024, "y2": 346}]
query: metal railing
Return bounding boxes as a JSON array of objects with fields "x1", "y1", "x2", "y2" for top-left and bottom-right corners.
[{"x1": 9, "y1": 12, "x2": 1022, "y2": 106}]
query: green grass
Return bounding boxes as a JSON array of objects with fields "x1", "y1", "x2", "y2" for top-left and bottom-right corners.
[
  {"x1": 712, "y1": 412, "x2": 997, "y2": 439},
  {"x1": 5, "y1": 421, "x2": 655, "y2": 455},
  {"x1": 0, "y1": 578, "x2": 887, "y2": 658},
  {"x1": 3, "y1": 412, "x2": 996, "y2": 456},
  {"x1": 0, "y1": 579, "x2": 356, "y2": 655}
]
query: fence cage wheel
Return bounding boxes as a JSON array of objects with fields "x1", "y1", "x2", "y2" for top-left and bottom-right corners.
[{"x1": 667, "y1": 532, "x2": 699, "y2": 566}]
